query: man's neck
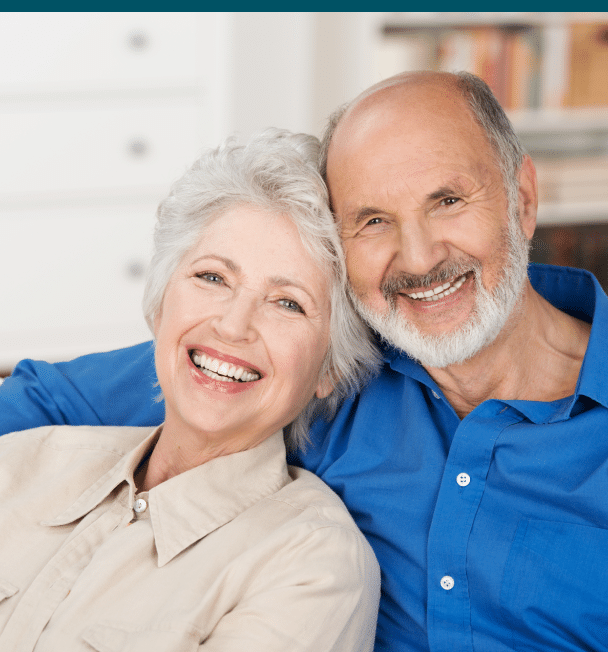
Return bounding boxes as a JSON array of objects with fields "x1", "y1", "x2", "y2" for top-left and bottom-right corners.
[{"x1": 424, "y1": 283, "x2": 591, "y2": 419}]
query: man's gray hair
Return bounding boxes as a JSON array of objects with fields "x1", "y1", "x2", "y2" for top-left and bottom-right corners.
[
  {"x1": 142, "y1": 128, "x2": 380, "y2": 451},
  {"x1": 319, "y1": 71, "x2": 526, "y2": 211}
]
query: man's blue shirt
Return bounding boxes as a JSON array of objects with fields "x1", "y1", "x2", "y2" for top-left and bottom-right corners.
[{"x1": 2, "y1": 264, "x2": 608, "y2": 651}]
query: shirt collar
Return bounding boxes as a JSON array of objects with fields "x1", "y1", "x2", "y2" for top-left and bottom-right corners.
[
  {"x1": 43, "y1": 427, "x2": 291, "y2": 567},
  {"x1": 381, "y1": 264, "x2": 608, "y2": 417},
  {"x1": 149, "y1": 430, "x2": 291, "y2": 566}
]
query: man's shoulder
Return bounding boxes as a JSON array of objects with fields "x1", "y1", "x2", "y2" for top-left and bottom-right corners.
[{"x1": 529, "y1": 263, "x2": 602, "y2": 322}]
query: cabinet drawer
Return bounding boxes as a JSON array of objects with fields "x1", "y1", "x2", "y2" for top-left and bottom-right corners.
[
  {"x1": 0, "y1": 13, "x2": 219, "y2": 91},
  {"x1": 0, "y1": 100, "x2": 212, "y2": 198},
  {"x1": 0, "y1": 202, "x2": 157, "y2": 367}
]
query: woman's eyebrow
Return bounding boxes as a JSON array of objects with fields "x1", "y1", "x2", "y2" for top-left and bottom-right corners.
[
  {"x1": 190, "y1": 254, "x2": 240, "y2": 273},
  {"x1": 269, "y1": 276, "x2": 312, "y2": 296}
]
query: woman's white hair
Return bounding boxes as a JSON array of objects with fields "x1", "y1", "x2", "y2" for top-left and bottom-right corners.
[{"x1": 143, "y1": 128, "x2": 380, "y2": 451}]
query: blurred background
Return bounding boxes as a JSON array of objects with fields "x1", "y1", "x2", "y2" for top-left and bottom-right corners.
[{"x1": 1, "y1": 11, "x2": 608, "y2": 375}]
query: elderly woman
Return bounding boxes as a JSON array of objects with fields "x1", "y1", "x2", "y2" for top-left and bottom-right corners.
[{"x1": 0, "y1": 129, "x2": 381, "y2": 651}]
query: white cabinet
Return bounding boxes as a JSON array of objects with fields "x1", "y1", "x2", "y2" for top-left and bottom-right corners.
[
  {"x1": 1, "y1": 203, "x2": 155, "y2": 362},
  {"x1": 1, "y1": 100, "x2": 210, "y2": 198},
  {"x1": 0, "y1": 13, "x2": 208, "y2": 91},
  {"x1": 0, "y1": 13, "x2": 227, "y2": 370}
]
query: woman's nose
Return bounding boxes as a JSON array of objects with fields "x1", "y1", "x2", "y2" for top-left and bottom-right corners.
[{"x1": 211, "y1": 293, "x2": 258, "y2": 343}]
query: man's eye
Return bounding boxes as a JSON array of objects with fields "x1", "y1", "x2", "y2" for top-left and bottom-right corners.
[
  {"x1": 278, "y1": 298, "x2": 303, "y2": 313},
  {"x1": 197, "y1": 272, "x2": 224, "y2": 284},
  {"x1": 366, "y1": 217, "x2": 384, "y2": 226},
  {"x1": 440, "y1": 197, "x2": 460, "y2": 206}
]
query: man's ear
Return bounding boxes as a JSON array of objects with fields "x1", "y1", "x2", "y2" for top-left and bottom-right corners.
[
  {"x1": 517, "y1": 154, "x2": 538, "y2": 240},
  {"x1": 315, "y1": 374, "x2": 335, "y2": 400}
]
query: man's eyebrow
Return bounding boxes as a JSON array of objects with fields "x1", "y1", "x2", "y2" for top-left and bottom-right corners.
[
  {"x1": 426, "y1": 179, "x2": 471, "y2": 202},
  {"x1": 352, "y1": 206, "x2": 386, "y2": 226}
]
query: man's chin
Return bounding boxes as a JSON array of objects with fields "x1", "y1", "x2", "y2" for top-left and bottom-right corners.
[{"x1": 353, "y1": 289, "x2": 513, "y2": 369}]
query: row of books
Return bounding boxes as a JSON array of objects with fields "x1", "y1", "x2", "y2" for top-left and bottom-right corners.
[
  {"x1": 534, "y1": 156, "x2": 608, "y2": 204},
  {"x1": 378, "y1": 21, "x2": 608, "y2": 110}
]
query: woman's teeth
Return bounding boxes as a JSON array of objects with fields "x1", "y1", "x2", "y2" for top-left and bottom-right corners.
[
  {"x1": 190, "y1": 351, "x2": 260, "y2": 382},
  {"x1": 406, "y1": 274, "x2": 467, "y2": 302}
]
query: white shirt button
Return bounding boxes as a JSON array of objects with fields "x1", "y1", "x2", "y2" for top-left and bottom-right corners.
[
  {"x1": 441, "y1": 575, "x2": 455, "y2": 591},
  {"x1": 457, "y1": 473, "x2": 471, "y2": 487},
  {"x1": 432, "y1": 390, "x2": 440, "y2": 399},
  {"x1": 133, "y1": 498, "x2": 148, "y2": 513}
]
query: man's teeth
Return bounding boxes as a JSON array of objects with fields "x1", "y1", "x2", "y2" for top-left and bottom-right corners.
[
  {"x1": 190, "y1": 352, "x2": 260, "y2": 382},
  {"x1": 406, "y1": 274, "x2": 467, "y2": 302}
]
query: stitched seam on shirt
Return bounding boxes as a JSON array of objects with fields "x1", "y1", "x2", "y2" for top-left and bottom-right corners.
[
  {"x1": 37, "y1": 439, "x2": 132, "y2": 455},
  {"x1": 266, "y1": 495, "x2": 360, "y2": 532}
]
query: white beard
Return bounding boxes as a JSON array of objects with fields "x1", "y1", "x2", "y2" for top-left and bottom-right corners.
[{"x1": 350, "y1": 212, "x2": 530, "y2": 369}]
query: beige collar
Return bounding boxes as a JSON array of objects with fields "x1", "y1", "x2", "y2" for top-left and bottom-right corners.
[{"x1": 43, "y1": 426, "x2": 291, "y2": 566}]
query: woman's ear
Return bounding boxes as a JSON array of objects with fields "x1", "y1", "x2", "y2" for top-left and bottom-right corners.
[{"x1": 315, "y1": 375, "x2": 335, "y2": 399}]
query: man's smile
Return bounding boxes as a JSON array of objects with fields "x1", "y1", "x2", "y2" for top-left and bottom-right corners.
[{"x1": 403, "y1": 273, "x2": 468, "y2": 302}]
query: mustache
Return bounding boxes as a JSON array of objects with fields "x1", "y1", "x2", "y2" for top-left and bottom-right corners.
[{"x1": 381, "y1": 259, "x2": 479, "y2": 301}]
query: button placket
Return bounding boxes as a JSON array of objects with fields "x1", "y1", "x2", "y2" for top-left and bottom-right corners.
[{"x1": 427, "y1": 404, "x2": 514, "y2": 651}]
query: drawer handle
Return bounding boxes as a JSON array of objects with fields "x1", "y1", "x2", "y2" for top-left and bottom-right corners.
[
  {"x1": 127, "y1": 138, "x2": 149, "y2": 158},
  {"x1": 126, "y1": 261, "x2": 146, "y2": 279},
  {"x1": 127, "y1": 30, "x2": 149, "y2": 51}
]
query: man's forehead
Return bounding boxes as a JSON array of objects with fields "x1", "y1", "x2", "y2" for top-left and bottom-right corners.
[
  {"x1": 335, "y1": 75, "x2": 470, "y2": 141},
  {"x1": 326, "y1": 82, "x2": 494, "y2": 202}
]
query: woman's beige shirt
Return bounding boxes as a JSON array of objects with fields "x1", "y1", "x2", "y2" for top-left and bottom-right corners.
[{"x1": 0, "y1": 425, "x2": 380, "y2": 652}]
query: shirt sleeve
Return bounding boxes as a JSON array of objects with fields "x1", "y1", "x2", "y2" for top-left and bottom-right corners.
[
  {"x1": 199, "y1": 524, "x2": 380, "y2": 652},
  {"x1": 0, "y1": 342, "x2": 164, "y2": 436}
]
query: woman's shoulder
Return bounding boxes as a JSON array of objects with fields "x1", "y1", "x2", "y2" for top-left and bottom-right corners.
[
  {"x1": 0, "y1": 424, "x2": 156, "y2": 496},
  {"x1": 250, "y1": 465, "x2": 380, "y2": 590},
  {"x1": 1, "y1": 423, "x2": 154, "y2": 453},
  {"x1": 268, "y1": 465, "x2": 373, "y2": 544}
]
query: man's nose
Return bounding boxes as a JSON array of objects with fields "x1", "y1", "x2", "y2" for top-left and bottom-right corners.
[
  {"x1": 394, "y1": 217, "x2": 447, "y2": 278},
  {"x1": 212, "y1": 291, "x2": 258, "y2": 344}
]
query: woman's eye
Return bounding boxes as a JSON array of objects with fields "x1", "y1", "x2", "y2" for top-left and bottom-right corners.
[
  {"x1": 278, "y1": 298, "x2": 304, "y2": 313},
  {"x1": 197, "y1": 272, "x2": 224, "y2": 284}
]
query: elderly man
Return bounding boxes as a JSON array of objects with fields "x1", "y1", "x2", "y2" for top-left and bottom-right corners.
[{"x1": 2, "y1": 72, "x2": 607, "y2": 652}]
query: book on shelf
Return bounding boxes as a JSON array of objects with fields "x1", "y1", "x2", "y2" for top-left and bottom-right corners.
[
  {"x1": 565, "y1": 22, "x2": 608, "y2": 108},
  {"x1": 379, "y1": 18, "x2": 608, "y2": 111},
  {"x1": 379, "y1": 25, "x2": 543, "y2": 111},
  {"x1": 534, "y1": 156, "x2": 608, "y2": 204}
]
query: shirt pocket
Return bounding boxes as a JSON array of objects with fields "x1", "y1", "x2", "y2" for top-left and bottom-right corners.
[
  {"x1": 500, "y1": 518, "x2": 608, "y2": 652},
  {"x1": 81, "y1": 621, "x2": 202, "y2": 652}
]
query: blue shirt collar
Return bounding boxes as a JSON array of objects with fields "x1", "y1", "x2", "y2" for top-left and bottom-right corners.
[{"x1": 381, "y1": 264, "x2": 608, "y2": 420}]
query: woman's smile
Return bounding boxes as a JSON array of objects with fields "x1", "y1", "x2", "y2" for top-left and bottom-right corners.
[{"x1": 189, "y1": 347, "x2": 262, "y2": 383}]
